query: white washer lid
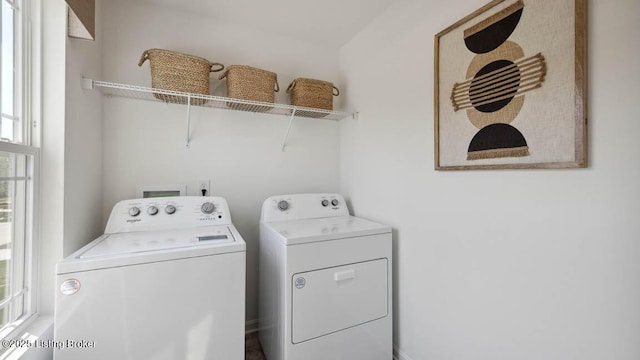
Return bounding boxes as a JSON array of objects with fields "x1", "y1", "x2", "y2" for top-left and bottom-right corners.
[
  {"x1": 81, "y1": 226, "x2": 234, "y2": 258},
  {"x1": 262, "y1": 216, "x2": 391, "y2": 245},
  {"x1": 57, "y1": 225, "x2": 245, "y2": 274}
]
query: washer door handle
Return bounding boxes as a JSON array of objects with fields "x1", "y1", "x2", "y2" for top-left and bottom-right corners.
[{"x1": 334, "y1": 269, "x2": 356, "y2": 282}]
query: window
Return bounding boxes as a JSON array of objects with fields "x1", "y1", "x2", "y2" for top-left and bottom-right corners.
[
  {"x1": 0, "y1": 0, "x2": 38, "y2": 336},
  {"x1": 2, "y1": 1, "x2": 15, "y2": 142}
]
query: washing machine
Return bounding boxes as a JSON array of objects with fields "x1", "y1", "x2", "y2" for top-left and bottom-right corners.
[
  {"x1": 54, "y1": 196, "x2": 246, "y2": 360},
  {"x1": 258, "y1": 193, "x2": 392, "y2": 360}
]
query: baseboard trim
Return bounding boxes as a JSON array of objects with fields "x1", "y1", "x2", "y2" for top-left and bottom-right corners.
[{"x1": 393, "y1": 344, "x2": 414, "y2": 360}]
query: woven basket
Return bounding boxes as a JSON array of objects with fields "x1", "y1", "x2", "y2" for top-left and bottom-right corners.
[
  {"x1": 219, "y1": 65, "x2": 279, "y2": 112},
  {"x1": 287, "y1": 78, "x2": 339, "y2": 118},
  {"x1": 138, "y1": 49, "x2": 224, "y2": 105}
]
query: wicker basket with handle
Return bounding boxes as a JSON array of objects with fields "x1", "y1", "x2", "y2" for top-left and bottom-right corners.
[
  {"x1": 218, "y1": 65, "x2": 279, "y2": 112},
  {"x1": 287, "y1": 78, "x2": 340, "y2": 118},
  {"x1": 138, "y1": 48, "x2": 224, "y2": 105}
]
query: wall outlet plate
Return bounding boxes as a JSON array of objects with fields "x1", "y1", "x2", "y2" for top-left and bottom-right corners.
[{"x1": 198, "y1": 179, "x2": 211, "y2": 196}]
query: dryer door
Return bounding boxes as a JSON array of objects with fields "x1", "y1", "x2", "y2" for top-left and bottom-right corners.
[{"x1": 291, "y1": 258, "x2": 388, "y2": 343}]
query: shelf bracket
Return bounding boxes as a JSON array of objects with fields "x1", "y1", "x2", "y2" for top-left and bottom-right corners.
[
  {"x1": 281, "y1": 109, "x2": 297, "y2": 151},
  {"x1": 85, "y1": 78, "x2": 358, "y2": 150},
  {"x1": 186, "y1": 95, "x2": 192, "y2": 148},
  {"x1": 81, "y1": 77, "x2": 94, "y2": 90}
]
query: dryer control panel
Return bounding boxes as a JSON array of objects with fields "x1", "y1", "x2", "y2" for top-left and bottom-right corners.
[
  {"x1": 105, "y1": 196, "x2": 232, "y2": 233},
  {"x1": 261, "y1": 193, "x2": 349, "y2": 222}
]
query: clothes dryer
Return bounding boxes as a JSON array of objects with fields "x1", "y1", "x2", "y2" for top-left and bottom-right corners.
[{"x1": 259, "y1": 193, "x2": 392, "y2": 360}]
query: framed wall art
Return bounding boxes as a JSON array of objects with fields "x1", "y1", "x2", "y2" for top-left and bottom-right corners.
[{"x1": 434, "y1": 0, "x2": 587, "y2": 170}]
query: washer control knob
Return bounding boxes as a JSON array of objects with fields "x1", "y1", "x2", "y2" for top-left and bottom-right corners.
[
  {"x1": 331, "y1": 199, "x2": 339, "y2": 206},
  {"x1": 147, "y1": 206, "x2": 159, "y2": 216},
  {"x1": 321, "y1": 199, "x2": 329, "y2": 207},
  {"x1": 201, "y1": 202, "x2": 216, "y2": 214},
  {"x1": 128, "y1": 207, "x2": 141, "y2": 217},
  {"x1": 277, "y1": 200, "x2": 290, "y2": 211},
  {"x1": 165, "y1": 205, "x2": 176, "y2": 215}
]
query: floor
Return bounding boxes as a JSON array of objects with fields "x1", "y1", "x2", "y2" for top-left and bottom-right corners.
[{"x1": 246, "y1": 333, "x2": 267, "y2": 360}]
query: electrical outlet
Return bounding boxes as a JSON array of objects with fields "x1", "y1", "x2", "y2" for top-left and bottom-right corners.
[{"x1": 198, "y1": 179, "x2": 211, "y2": 196}]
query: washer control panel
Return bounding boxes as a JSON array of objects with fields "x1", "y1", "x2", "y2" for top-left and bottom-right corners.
[
  {"x1": 261, "y1": 193, "x2": 349, "y2": 222},
  {"x1": 105, "y1": 196, "x2": 232, "y2": 233}
]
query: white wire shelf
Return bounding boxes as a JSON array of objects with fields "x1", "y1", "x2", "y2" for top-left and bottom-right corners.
[
  {"x1": 85, "y1": 79, "x2": 354, "y2": 120},
  {"x1": 83, "y1": 79, "x2": 357, "y2": 150}
]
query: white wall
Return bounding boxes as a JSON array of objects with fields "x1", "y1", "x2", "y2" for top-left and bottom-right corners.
[
  {"x1": 339, "y1": 1, "x2": 640, "y2": 359},
  {"x1": 100, "y1": 0, "x2": 341, "y2": 324},
  {"x1": 64, "y1": 1, "x2": 104, "y2": 256}
]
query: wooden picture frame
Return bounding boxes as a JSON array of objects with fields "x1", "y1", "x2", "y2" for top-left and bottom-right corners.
[{"x1": 434, "y1": 0, "x2": 586, "y2": 170}]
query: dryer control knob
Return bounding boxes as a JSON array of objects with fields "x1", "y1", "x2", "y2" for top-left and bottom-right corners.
[
  {"x1": 147, "y1": 206, "x2": 159, "y2": 216},
  {"x1": 201, "y1": 202, "x2": 216, "y2": 214},
  {"x1": 165, "y1": 205, "x2": 176, "y2": 215},
  {"x1": 277, "y1": 200, "x2": 290, "y2": 211},
  {"x1": 128, "y1": 207, "x2": 141, "y2": 217},
  {"x1": 321, "y1": 199, "x2": 329, "y2": 207},
  {"x1": 331, "y1": 199, "x2": 339, "y2": 206}
]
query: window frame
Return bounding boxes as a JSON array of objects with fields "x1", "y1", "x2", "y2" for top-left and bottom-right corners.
[{"x1": 0, "y1": 0, "x2": 40, "y2": 340}]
